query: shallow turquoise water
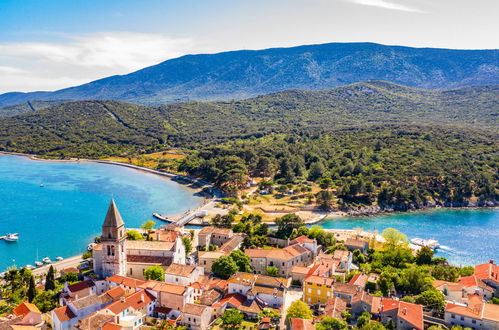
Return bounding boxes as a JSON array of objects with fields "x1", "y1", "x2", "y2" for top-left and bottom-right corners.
[
  {"x1": 320, "y1": 209, "x2": 498, "y2": 266},
  {"x1": 0, "y1": 155, "x2": 203, "y2": 270}
]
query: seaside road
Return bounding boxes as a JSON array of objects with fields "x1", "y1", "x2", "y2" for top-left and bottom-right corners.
[{"x1": 32, "y1": 255, "x2": 84, "y2": 277}]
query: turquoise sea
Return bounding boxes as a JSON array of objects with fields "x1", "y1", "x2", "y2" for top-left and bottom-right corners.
[
  {"x1": 0, "y1": 155, "x2": 203, "y2": 271},
  {"x1": 320, "y1": 209, "x2": 499, "y2": 266}
]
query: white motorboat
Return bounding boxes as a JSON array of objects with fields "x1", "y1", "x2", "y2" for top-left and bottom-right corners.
[
  {"x1": 411, "y1": 238, "x2": 440, "y2": 250},
  {"x1": 42, "y1": 257, "x2": 52, "y2": 264},
  {"x1": 35, "y1": 261, "x2": 43, "y2": 267},
  {"x1": 55, "y1": 256, "x2": 63, "y2": 261},
  {"x1": 26, "y1": 265, "x2": 35, "y2": 270},
  {"x1": 4, "y1": 233, "x2": 19, "y2": 242}
]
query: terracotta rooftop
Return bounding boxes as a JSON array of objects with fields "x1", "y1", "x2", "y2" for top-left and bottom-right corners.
[
  {"x1": 305, "y1": 275, "x2": 334, "y2": 287},
  {"x1": 290, "y1": 318, "x2": 314, "y2": 330},
  {"x1": 183, "y1": 303, "x2": 210, "y2": 316},
  {"x1": 333, "y1": 282, "x2": 360, "y2": 295},
  {"x1": 13, "y1": 302, "x2": 41, "y2": 318},
  {"x1": 227, "y1": 272, "x2": 256, "y2": 285},
  {"x1": 149, "y1": 282, "x2": 186, "y2": 295},
  {"x1": 351, "y1": 291, "x2": 381, "y2": 314},
  {"x1": 446, "y1": 294, "x2": 499, "y2": 322},
  {"x1": 199, "y1": 227, "x2": 233, "y2": 236},
  {"x1": 126, "y1": 240, "x2": 175, "y2": 251},
  {"x1": 101, "y1": 323, "x2": 123, "y2": 330},
  {"x1": 99, "y1": 286, "x2": 126, "y2": 304},
  {"x1": 78, "y1": 310, "x2": 115, "y2": 329},
  {"x1": 474, "y1": 261, "x2": 499, "y2": 284},
  {"x1": 292, "y1": 235, "x2": 315, "y2": 244},
  {"x1": 238, "y1": 299, "x2": 262, "y2": 314},
  {"x1": 344, "y1": 238, "x2": 368, "y2": 249},
  {"x1": 254, "y1": 274, "x2": 288, "y2": 288},
  {"x1": 165, "y1": 263, "x2": 196, "y2": 277},
  {"x1": 52, "y1": 305, "x2": 76, "y2": 323},
  {"x1": 212, "y1": 293, "x2": 246, "y2": 308},
  {"x1": 71, "y1": 294, "x2": 101, "y2": 310},
  {"x1": 349, "y1": 273, "x2": 368, "y2": 287},
  {"x1": 106, "y1": 290, "x2": 155, "y2": 314},
  {"x1": 219, "y1": 235, "x2": 244, "y2": 254},
  {"x1": 67, "y1": 279, "x2": 95, "y2": 293},
  {"x1": 324, "y1": 297, "x2": 347, "y2": 319},
  {"x1": 398, "y1": 301, "x2": 424, "y2": 330},
  {"x1": 246, "y1": 243, "x2": 310, "y2": 260},
  {"x1": 107, "y1": 275, "x2": 146, "y2": 288},
  {"x1": 127, "y1": 254, "x2": 172, "y2": 265}
]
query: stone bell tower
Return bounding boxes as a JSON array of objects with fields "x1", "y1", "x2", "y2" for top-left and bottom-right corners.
[{"x1": 99, "y1": 199, "x2": 127, "y2": 277}]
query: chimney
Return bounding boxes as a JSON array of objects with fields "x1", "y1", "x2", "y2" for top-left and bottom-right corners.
[
  {"x1": 402, "y1": 307, "x2": 407, "y2": 315},
  {"x1": 490, "y1": 260, "x2": 494, "y2": 264},
  {"x1": 121, "y1": 297, "x2": 126, "y2": 303},
  {"x1": 141, "y1": 293, "x2": 145, "y2": 302}
]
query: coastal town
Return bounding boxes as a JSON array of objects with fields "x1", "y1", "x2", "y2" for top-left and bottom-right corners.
[{"x1": 0, "y1": 199, "x2": 497, "y2": 330}]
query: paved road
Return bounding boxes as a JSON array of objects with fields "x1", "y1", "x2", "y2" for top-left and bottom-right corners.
[{"x1": 32, "y1": 255, "x2": 84, "y2": 276}]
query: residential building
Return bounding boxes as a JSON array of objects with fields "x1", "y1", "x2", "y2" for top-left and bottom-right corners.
[
  {"x1": 303, "y1": 275, "x2": 334, "y2": 305},
  {"x1": 349, "y1": 273, "x2": 369, "y2": 290},
  {"x1": 350, "y1": 291, "x2": 382, "y2": 317},
  {"x1": 333, "y1": 283, "x2": 361, "y2": 303},
  {"x1": 52, "y1": 305, "x2": 78, "y2": 330},
  {"x1": 182, "y1": 303, "x2": 212, "y2": 330},
  {"x1": 289, "y1": 235, "x2": 320, "y2": 256},
  {"x1": 59, "y1": 279, "x2": 97, "y2": 305},
  {"x1": 164, "y1": 263, "x2": 204, "y2": 286},
  {"x1": 105, "y1": 275, "x2": 146, "y2": 294},
  {"x1": 474, "y1": 260, "x2": 499, "y2": 295},
  {"x1": 323, "y1": 297, "x2": 347, "y2": 319},
  {"x1": 11, "y1": 302, "x2": 43, "y2": 327},
  {"x1": 344, "y1": 238, "x2": 369, "y2": 253},
  {"x1": 245, "y1": 243, "x2": 314, "y2": 277},
  {"x1": 140, "y1": 281, "x2": 194, "y2": 314},
  {"x1": 198, "y1": 251, "x2": 225, "y2": 273},
  {"x1": 198, "y1": 227, "x2": 234, "y2": 249},
  {"x1": 445, "y1": 294, "x2": 499, "y2": 329},
  {"x1": 434, "y1": 276, "x2": 495, "y2": 304},
  {"x1": 380, "y1": 299, "x2": 424, "y2": 330},
  {"x1": 227, "y1": 272, "x2": 289, "y2": 308}
]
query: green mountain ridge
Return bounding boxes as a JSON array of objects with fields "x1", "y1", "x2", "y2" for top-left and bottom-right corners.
[
  {"x1": 0, "y1": 42, "x2": 497, "y2": 107},
  {"x1": 0, "y1": 81, "x2": 497, "y2": 157}
]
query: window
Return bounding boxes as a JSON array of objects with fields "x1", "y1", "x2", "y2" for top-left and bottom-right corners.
[
  {"x1": 451, "y1": 314, "x2": 455, "y2": 319},
  {"x1": 461, "y1": 317, "x2": 464, "y2": 321},
  {"x1": 472, "y1": 320, "x2": 476, "y2": 324},
  {"x1": 327, "y1": 291, "x2": 331, "y2": 296},
  {"x1": 308, "y1": 288, "x2": 312, "y2": 293},
  {"x1": 337, "y1": 294, "x2": 341, "y2": 298},
  {"x1": 130, "y1": 268, "x2": 133, "y2": 275},
  {"x1": 317, "y1": 290, "x2": 321, "y2": 295}
]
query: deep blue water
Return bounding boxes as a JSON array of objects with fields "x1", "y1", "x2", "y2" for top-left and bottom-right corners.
[
  {"x1": 0, "y1": 155, "x2": 203, "y2": 270},
  {"x1": 320, "y1": 209, "x2": 499, "y2": 266}
]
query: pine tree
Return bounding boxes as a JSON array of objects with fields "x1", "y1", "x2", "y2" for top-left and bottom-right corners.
[
  {"x1": 45, "y1": 265, "x2": 56, "y2": 291},
  {"x1": 27, "y1": 275, "x2": 36, "y2": 302}
]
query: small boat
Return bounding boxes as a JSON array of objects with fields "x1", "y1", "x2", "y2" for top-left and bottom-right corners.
[
  {"x1": 42, "y1": 257, "x2": 52, "y2": 264},
  {"x1": 35, "y1": 261, "x2": 43, "y2": 267},
  {"x1": 40, "y1": 184, "x2": 44, "y2": 187},
  {"x1": 26, "y1": 265, "x2": 35, "y2": 270},
  {"x1": 87, "y1": 243, "x2": 96, "y2": 251},
  {"x1": 55, "y1": 256, "x2": 63, "y2": 261},
  {"x1": 4, "y1": 233, "x2": 19, "y2": 242},
  {"x1": 411, "y1": 238, "x2": 440, "y2": 250}
]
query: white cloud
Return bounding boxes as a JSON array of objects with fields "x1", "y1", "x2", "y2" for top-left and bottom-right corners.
[
  {"x1": 0, "y1": 32, "x2": 198, "y2": 93},
  {"x1": 346, "y1": 0, "x2": 423, "y2": 12}
]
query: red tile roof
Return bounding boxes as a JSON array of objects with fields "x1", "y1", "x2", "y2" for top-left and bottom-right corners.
[
  {"x1": 212, "y1": 293, "x2": 246, "y2": 308},
  {"x1": 106, "y1": 290, "x2": 155, "y2": 314},
  {"x1": 474, "y1": 261, "x2": 499, "y2": 284},
  {"x1": 12, "y1": 302, "x2": 41, "y2": 317},
  {"x1": 67, "y1": 279, "x2": 95, "y2": 293},
  {"x1": 398, "y1": 301, "x2": 423, "y2": 330},
  {"x1": 52, "y1": 305, "x2": 76, "y2": 323},
  {"x1": 293, "y1": 235, "x2": 315, "y2": 244},
  {"x1": 290, "y1": 318, "x2": 314, "y2": 330},
  {"x1": 106, "y1": 275, "x2": 146, "y2": 288}
]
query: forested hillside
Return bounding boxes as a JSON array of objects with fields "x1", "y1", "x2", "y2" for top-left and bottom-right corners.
[
  {"x1": 0, "y1": 42, "x2": 497, "y2": 107},
  {"x1": 0, "y1": 82, "x2": 497, "y2": 157},
  {"x1": 180, "y1": 127, "x2": 498, "y2": 209}
]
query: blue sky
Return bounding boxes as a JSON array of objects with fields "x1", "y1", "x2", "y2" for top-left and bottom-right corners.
[{"x1": 0, "y1": 0, "x2": 497, "y2": 93}]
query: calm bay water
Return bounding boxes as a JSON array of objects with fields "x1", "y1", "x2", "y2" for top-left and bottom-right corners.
[
  {"x1": 0, "y1": 155, "x2": 203, "y2": 270},
  {"x1": 320, "y1": 209, "x2": 499, "y2": 266}
]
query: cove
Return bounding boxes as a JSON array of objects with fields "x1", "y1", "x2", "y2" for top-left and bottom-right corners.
[
  {"x1": 0, "y1": 155, "x2": 203, "y2": 271},
  {"x1": 320, "y1": 208, "x2": 499, "y2": 266}
]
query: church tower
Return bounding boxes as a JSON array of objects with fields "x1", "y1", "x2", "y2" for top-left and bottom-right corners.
[{"x1": 99, "y1": 199, "x2": 127, "y2": 277}]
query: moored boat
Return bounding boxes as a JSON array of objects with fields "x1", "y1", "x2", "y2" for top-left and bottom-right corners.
[
  {"x1": 411, "y1": 237, "x2": 440, "y2": 250},
  {"x1": 35, "y1": 261, "x2": 43, "y2": 267},
  {"x1": 4, "y1": 233, "x2": 19, "y2": 242},
  {"x1": 26, "y1": 264, "x2": 35, "y2": 270},
  {"x1": 42, "y1": 257, "x2": 52, "y2": 264},
  {"x1": 55, "y1": 256, "x2": 63, "y2": 261}
]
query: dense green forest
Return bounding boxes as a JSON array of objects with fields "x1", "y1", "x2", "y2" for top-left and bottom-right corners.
[
  {"x1": 0, "y1": 82, "x2": 497, "y2": 209},
  {"x1": 179, "y1": 127, "x2": 498, "y2": 209},
  {"x1": 0, "y1": 82, "x2": 497, "y2": 157}
]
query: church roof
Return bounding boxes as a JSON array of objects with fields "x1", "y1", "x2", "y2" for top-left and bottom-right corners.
[{"x1": 103, "y1": 199, "x2": 124, "y2": 228}]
